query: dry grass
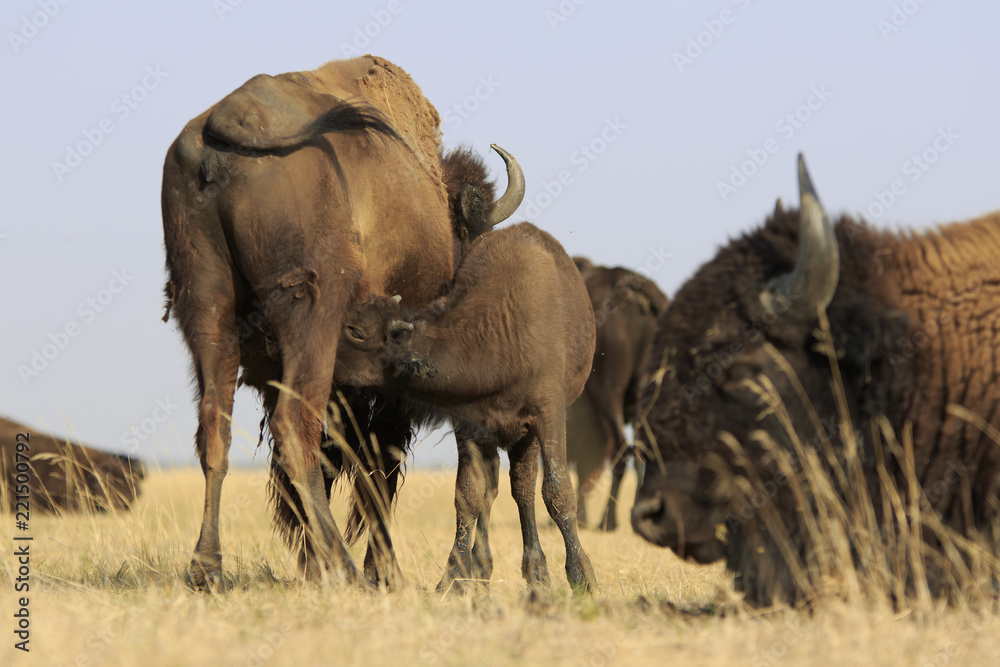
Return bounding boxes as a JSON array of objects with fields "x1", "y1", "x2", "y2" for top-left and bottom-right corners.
[{"x1": 1, "y1": 458, "x2": 998, "y2": 667}]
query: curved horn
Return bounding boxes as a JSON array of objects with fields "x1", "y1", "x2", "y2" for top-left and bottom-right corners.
[
  {"x1": 486, "y1": 143, "x2": 526, "y2": 227},
  {"x1": 767, "y1": 154, "x2": 839, "y2": 320},
  {"x1": 391, "y1": 294, "x2": 402, "y2": 304},
  {"x1": 388, "y1": 320, "x2": 414, "y2": 338}
]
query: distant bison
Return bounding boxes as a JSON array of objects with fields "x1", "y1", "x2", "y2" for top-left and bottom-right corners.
[
  {"x1": 336, "y1": 222, "x2": 598, "y2": 593},
  {"x1": 567, "y1": 260, "x2": 668, "y2": 530},
  {"x1": 632, "y1": 155, "x2": 1000, "y2": 605},
  {"x1": 1, "y1": 417, "x2": 144, "y2": 513}
]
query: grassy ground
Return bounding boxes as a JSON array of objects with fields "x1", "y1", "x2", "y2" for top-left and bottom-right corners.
[{"x1": 2, "y1": 462, "x2": 998, "y2": 667}]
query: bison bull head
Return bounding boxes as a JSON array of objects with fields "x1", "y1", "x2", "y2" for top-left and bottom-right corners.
[{"x1": 631, "y1": 155, "x2": 841, "y2": 565}]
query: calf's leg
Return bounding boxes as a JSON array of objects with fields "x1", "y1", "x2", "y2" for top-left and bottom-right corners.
[
  {"x1": 509, "y1": 435, "x2": 550, "y2": 587},
  {"x1": 437, "y1": 436, "x2": 494, "y2": 592},
  {"x1": 537, "y1": 406, "x2": 597, "y2": 593}
]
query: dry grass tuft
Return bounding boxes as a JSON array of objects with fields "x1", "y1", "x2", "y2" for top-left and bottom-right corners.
[
  {"x1": 707, "y1": 313, "x2": 1000, "y2": 612},
  {"x1": 1, "y1": 448, "x2": 998, "y2": 666}
]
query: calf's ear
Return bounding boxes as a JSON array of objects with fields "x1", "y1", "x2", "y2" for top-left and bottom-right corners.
[{"x1": 388, "y1": 320, "x2": 414, "y2": 341}]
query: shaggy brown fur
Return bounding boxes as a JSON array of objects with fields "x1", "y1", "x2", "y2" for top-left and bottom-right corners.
[
  {"x1": 632, "y1": 199, "x2": 1000, "y2": 605},
  {"x1": 336, "y1": 222, "x2": 599, "y2": 593},
  {"x1": 566, "y1": 261, "x2": 668, "y2": 531},
  {"x1": 0, "y1": 417, "x2": 143, "y2": 513},
  {"x1": 161, "y1": 55, "x2": 520, "y2": 591}
]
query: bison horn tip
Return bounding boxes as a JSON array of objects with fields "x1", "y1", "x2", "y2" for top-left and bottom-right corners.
[
  {"x1": 487, "y1": 143, "x2": 525, "y2": 227},
  {"x1": 766, "y1": 153, "x2": 839, "y2": 320},
  {"x1": 391, "y1": 294, "x2": 402, "y2": 304}
]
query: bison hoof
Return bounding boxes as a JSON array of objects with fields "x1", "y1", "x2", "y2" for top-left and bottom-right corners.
[
  {"x1": 364, "y1": 563, "x2": 404, "y2": 593},
  {"x1": 521, "y1": 551, "x2": 551, "y2": 588},
  {"x1": 436, "y1": 576, "x2": 489, "y2": 596},
  {"x1": 301, "y1": 558, "x2": 363, "y2": 588},
  {"x1": 566, "y1": 557, "x2": 597, "y2": 595},
  {"x1": 185, "y1": 562, "x2": 231, "y2": 593}
]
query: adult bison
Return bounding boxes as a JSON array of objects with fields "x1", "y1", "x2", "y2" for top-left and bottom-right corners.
[
  {"x1": 631, "y1": 155, "x2": 1000, "y2": 605},
  {"x1": 335, "y1": 222, "x2": 598, "y2": 593},
  {"x1": 161, "y1": 55, "x2": 524, "y2": 590},
  {"x1": 566, "y1": 260, "x2": 668, "y2": 530},
  {"x1": 1, "y1": 417, "x2": 144, "y2": 513}
]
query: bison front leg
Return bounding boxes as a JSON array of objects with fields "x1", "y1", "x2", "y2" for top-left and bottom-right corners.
[
  {"x1": 508, "y1": 435, "x2": 551, "y2": 588},
  {"x1": 599, "y1": 442, "x2": 629, "y2": 532},
  {"x1": 598, "y1": 409, "x2": 628, "y2": 532},
  {"x1": 437, "y1": 436, "x2": 495, "y2": 593},
  {"x1": 353, "y1": 394, "x2": 412, "y2": 592},
  {"x1": 537, "y1": 408, "x2": 597, "y2": 594},
  {"x1": 470, "y1": 441, "x2": 500, "y2": 582}
]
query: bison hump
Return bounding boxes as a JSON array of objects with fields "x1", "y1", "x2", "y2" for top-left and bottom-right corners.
[{"x1": 204, "y1": 73, "x2": 347, "y2": 150}]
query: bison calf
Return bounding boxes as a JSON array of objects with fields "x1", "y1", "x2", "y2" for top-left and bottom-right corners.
[{"x1": 336, "y1": 222, "x2": 598, "y2": 593}]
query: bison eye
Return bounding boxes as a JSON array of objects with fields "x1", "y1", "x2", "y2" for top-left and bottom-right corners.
[
  {"x1": 716, "y1": 363, "x2": 760, "y2": 394},
  {"x1": 345, "y1": 325, "x2": 366, "y2": 342}
]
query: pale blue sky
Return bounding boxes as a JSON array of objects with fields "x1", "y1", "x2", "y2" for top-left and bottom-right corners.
[{"x1": 3, "y1": 0, "x2": 999, "y2": 468}]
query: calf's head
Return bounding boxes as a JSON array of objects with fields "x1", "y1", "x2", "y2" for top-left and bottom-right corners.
[{"x1": 336, "y1": 296, "x2": 438, "y2": 386}]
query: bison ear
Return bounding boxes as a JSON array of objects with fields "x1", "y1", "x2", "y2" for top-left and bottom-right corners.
[
  {"x1": 764, "y1": 154, "x2": 839, "y2": 321},
  {"x1": 459, "y1": 184, "x2": 490, "y2": 240},
  {"x1": 837, "y1": 308, "x2": 910, "y2": 370},
  {"x1": 388, "y1": 319, "x2": 414, "y2": 341}
]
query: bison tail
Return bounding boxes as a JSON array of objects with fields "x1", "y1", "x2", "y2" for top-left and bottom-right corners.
[
  {"x1": 206, "y1": 98, "x2": 399, "y2": 152},
  {"x1": 300, "y1": 103, "x2": 399, "y2": 145},
  {"x1": 162, "y1": 280, "x2": 175, "y2": 323}
]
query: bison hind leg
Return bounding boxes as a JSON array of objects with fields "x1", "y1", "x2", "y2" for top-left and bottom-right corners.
[{"x1": 178, "y1": 284, "x2": 240, "y2": 592}]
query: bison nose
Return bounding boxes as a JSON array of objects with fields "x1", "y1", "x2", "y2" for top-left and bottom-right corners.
[{"x1": 631, "y1": 493, "x2": 665, "y2": 543}]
